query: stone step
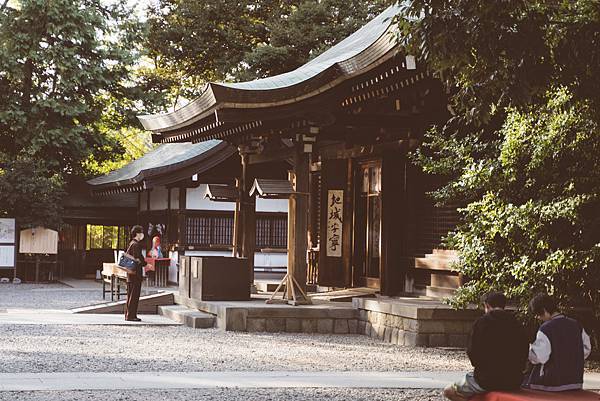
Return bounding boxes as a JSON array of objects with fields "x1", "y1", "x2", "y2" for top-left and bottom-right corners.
[
  {"x1": 255, "y1": 282, "x2": 285, "y2": 293},
  {"x1": 414, "y1": 257, "x2": 457, "y2": 271},
  {"x1": 158, "y1": 305, "x2": 215, "y2": 329},
  {"x1": 72, "y1": 292, "x2": 174, "y2": 314},
  {"x1": 425, "y1": 253, "x2": 459, "y2": 262},
  {"x1": 425, "y1": 286, "x2": 457, "y2": 299},
  {"x1": 430, "y1": 273, "x2": 461, "y2": 289},
  {"x1": 432, "y1": 249, "x2": 458, "y2": 257}
]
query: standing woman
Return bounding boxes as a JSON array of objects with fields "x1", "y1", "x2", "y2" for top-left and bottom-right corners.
[{"x1": 125, "y1": 225, "x2": 146, "y2": 321}]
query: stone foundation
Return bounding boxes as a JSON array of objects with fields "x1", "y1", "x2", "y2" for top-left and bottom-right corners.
[
  {"x1": 175, "y1": 295, "x2": 358, "y2": 334},
  {"x1": 175, "y1": 294, "x2": 482, "y2": 346},
  {"x1": 353, "y1": 298, "x2": 481, "y2": 347},
  {"x1": 245, "y1": 316, "x2": 359, "y2": 334}
]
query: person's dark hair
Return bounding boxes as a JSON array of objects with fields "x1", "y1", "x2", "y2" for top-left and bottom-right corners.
[
  {"x1": 481, "y1": 292, "x2": 507, "y2": 309},
  {"x1": 529, "y1": 293, "x2": 558, "y2": 315},
  {"x1": 130, "y1": 225, "x2": 143, "y2": 240}
]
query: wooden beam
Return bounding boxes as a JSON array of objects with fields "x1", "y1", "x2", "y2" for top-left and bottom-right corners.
[
  {"x1": 335, "y1": 113, "x2": 425, "y2": 129},
  {"x1": 248, "y1": 147, "x2": 295, "y2": 165},
  {"x1": 317, "y1": 139, "x2": 406, "y2": 161}
]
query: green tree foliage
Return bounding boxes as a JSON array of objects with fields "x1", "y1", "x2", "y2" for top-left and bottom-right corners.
[
  {"x1": 0, "y1": 158, "x2": 64, "y2": 228},
  {"x1": 398, "y1": 0, "x2": 600, "y2": 331},
  {"x1": 0, "y1": 0, "x2": 162, "y2": 227},
  {"x1": 450, "y1": 89, "x2": 600, "y2": 314},
  {"x1": 146, "y1": 0, "x2": 391, "y2": 100}
]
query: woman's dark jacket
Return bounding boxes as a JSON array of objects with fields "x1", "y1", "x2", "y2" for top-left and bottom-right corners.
[{"x1": 127, "y1": 239, "x2": 145, "y2": 278}]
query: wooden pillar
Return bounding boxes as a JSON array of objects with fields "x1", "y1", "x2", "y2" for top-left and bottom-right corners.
[
  {"x1": 167, "y1": 187, "x2": 172, "y2": 246},
  {"x1": 380, "y1": 144, "x2": 407, "y2": 295},
  {"x1": 232, "y1": 177, "x2": 243, "y2": 258},
  {"x1": 240, "y1": 151, "x2": 256, "y2": 286},
  {"x1": 288, "y1": 129, "x2": 316, "y2": 294},
  {"x1": 177, "y1": 187, "x2": 187, "y2": 249}
]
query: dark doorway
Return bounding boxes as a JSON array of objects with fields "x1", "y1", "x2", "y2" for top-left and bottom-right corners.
[{"x1": 354, "y1": 160, "x2": 382, "y2": 289}]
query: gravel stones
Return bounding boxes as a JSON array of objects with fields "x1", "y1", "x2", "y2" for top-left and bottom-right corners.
[
  {"x1": 0, "y1": 388, "x2": 447, "y2": 401},
  {"x1": 0, "y1": 284, "x2": 107, "y2": 310},
  {"x1": 0, "y1": 324, "x2": 471, "y2": 373}
]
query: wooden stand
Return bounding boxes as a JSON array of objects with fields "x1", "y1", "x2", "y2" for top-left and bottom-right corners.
[{"x1": 266, "y1": 272, "x2": 312, "y2": 306}]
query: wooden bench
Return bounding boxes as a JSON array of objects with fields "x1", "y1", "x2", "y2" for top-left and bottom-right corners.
[
  {"x1": 472, "y1": 389, "x2": 600, "y2": 401},
  {"x1": 101, "y1": 263, "x2": 128, "y2": 301}
]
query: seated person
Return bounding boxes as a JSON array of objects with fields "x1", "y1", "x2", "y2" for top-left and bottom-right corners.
[
  {"x1": 444, "y1": 292, "x2": 528, "y2": 401},
  {"x1": 523, "y1": 293, "x2": 592, "y2": 392},
  {"x1": 149, "y1": 236, "x2": 163, "y2": 259}
]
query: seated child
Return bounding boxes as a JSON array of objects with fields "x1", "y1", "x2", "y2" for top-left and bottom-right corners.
[
  {"x1": 523, "y1": 293, "x2": 592, "y2": 392},
  {"x1": 444, "y1": 292, "x2": 529, "y2": 401}
]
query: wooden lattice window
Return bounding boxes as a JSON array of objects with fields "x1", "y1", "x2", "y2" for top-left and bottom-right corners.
[
  {"x1": 186, "y1": 215, "x2": 233, "y2": 246},
  {"x1": 186, "y1": 213, "x2": 287, "y2": 249},
  {"x1": 256, "y1": 215, "x2": 287, "y2": 249}
]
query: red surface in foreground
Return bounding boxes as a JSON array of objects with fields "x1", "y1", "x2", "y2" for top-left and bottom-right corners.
[{"x1": 472, "y1": 390, "x2": 600, "y2": 401}]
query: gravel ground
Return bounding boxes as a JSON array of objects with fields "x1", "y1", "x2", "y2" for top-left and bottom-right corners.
[
  {"x1": 0, "y1": 283, "x2": 107, "y2": 310},
  {"x1": 0, "y1": 282, "x2": 596, "y2": 376},
  {"x1": 0, "y1": 324, "x2": 470, "y2": 373},
  {"x1": 0, "y1": 388, "x2": 445, "y2": 401}
]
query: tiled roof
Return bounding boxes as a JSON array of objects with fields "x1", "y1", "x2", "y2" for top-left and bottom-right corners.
[{"x1": 87, "y1": 140, "x2": 224, "y2": 187}]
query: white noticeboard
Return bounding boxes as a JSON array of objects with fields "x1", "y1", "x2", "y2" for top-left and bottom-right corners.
[
  {"x1": 0, "y1": 245, "x2": 15, "y2": 268},
  {"x1": 19, "y1": 227, "x2": 58, "y2": 255},
  {"x1": 326, "y1": 190, "x2": 344, "y2": 257},
  {"x1": 0, "y1": 218, "x2": 16, "y2": 243}
]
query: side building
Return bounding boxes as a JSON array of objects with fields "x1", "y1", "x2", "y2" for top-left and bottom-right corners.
[{"x1": 85, "y1": 140, "x2": 290, "y2": 284}]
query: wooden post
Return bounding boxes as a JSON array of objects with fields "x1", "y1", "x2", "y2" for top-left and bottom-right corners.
[
  {"x1": 35, "y1": 254, "x2": 40, "y2": 283},
  {"x1": 267, "y1": 130, "x2": 316, "y2": 306},
  {"x1": 232, "y1": 178, "x2": 243, "y2": 258},
  {"x1": 178, "y1": 187, "x2": 187, "y2": 249},
  {"x1": 288, "y1": 131, "x2": 314, "y2": 294},
  {"x1": 240, "y1": 151, "x2": 256, "y2": 287},
  {"x1": 167, "y1": 187, "x2": 172, "y2": 247}
]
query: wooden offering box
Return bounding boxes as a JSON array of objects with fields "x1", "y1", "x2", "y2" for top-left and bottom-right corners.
[{"x1": 189, "y1": 256, "x2": 250, "y2": 301}]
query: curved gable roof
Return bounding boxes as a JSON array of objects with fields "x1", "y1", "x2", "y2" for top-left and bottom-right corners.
[
  {"x1": 138, "y1": 4, "x2": 401, "y2": 134},
  {"x1": 223, "y1": 5, "x2": 399, "y2": 91}
]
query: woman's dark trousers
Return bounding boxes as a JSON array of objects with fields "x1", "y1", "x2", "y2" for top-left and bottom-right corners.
[{"x1": 125, "y1": 276, "x2": 142, "y2": 320}]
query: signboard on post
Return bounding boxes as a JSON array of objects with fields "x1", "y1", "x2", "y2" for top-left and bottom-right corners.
[
  {"x1": 19, "y1": 227, "x2": 58, "y2": 255},
  {"x1": 326, "y1": 190, "x2": 344, "y2": 257}
]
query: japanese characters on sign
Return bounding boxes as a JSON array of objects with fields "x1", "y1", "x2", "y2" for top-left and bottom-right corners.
[{"x1": 326, "y1": 190, "x2": 344, "y2": 257}]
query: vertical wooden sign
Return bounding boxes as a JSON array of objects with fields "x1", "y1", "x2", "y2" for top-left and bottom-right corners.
[{"x1": 326, "y1": 190, "x2": 344, "y2": 257}]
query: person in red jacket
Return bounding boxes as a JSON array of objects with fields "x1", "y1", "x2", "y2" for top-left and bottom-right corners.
[{"x1": 444, "y1": 292, "x2": 529, "y2": 400}]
